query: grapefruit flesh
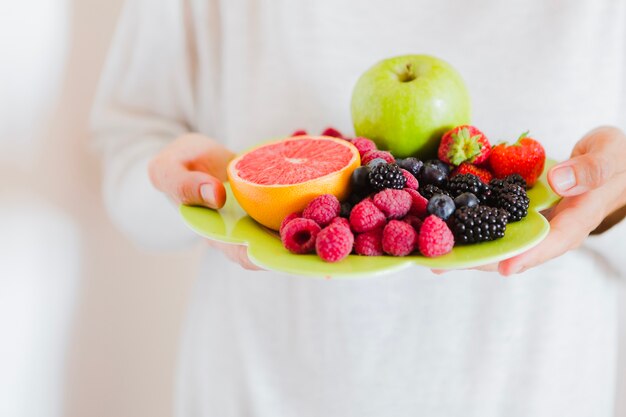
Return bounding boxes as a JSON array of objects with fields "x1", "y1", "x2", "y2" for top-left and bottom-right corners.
[{"x1": 228, "y1": 136, "x2": 360, "y2": 231}]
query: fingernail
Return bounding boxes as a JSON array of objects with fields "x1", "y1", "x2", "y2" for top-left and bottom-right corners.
[
  {"x1": 551, "y1": 165, "x2": 576, "y2": 193},
  {"x1": 200, "y1": 183, "x2": 216, "y2": 207}
]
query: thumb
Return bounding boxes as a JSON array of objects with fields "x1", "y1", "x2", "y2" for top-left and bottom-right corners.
[
  {"x1": 174, "y1": 171, "x2": 227, "y2": 208},
  {"x1": 149, "y1": 160, "x2": 227, "y2": 209},
  {"x1": 548, "y1": 153, "x2": 614, "y2": 197},
  {"x1": 547, "y1": 127, "x2": 626, "y2": 197}
]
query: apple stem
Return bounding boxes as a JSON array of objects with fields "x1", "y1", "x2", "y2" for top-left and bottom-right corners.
[{"x1": 398, "y1": 63, "x2": 417, "y2": 83}]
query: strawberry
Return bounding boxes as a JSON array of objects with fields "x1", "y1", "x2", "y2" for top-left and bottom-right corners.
[
  {"x1": 451, "y1": 162, "x2": 493, "y2": 184},
  {"x1": 489, "y1": 132, "x2": 546, "y2": 187},
  {"x1": 438, "y1": 125, "x2": 491, "y2": 166}
]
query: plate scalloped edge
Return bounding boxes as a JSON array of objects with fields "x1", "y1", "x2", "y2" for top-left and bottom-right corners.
[{"x1": 180, "y1": 159, "x2": 561, "y2": 278}]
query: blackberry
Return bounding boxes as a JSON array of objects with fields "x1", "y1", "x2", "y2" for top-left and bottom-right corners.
[
  {"x1": 497, "y1": 192, "x2": 529, "y2": 222},
  {"x1": 490, "y1": 175, "x2": 528, "y2": 196},
  {"x1": 489, "y1": 178, "x2": 510, "y2": 197},
  {"x1": 450, "y1": 205, "x2": 509, "y2": 244},
  {"x1": 447, "y1": 174, "x2": 492, "y2": 203},
  {"x1": 489, "y1": 182, "x2": 528, "y2": 206},
  {"x1": 419, "y1": 184, "x2": 451, "y2": 200},
  {"x1": 368, "y1": 163, "x2": 406, "y2": 191},
  {"x1": 505, "y1": 174, "x2": 527, "y2": 189}
]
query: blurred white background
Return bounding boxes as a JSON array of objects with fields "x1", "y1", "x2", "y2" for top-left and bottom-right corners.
[
  {"x1": 0, "y1": 1, "x2": 201, "y2": 416},
  {"x1": 1, "y1": 1, "x2": 625, "y2": 417}
]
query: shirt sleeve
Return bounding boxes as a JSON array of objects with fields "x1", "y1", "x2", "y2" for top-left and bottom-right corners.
[{"x1": 90, "y1": 0, "x2": 199, "y2": 249}]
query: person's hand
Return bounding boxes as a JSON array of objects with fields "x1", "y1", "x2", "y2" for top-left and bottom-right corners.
[
  {"x1": 148, "y1": 133, "x2": 262, "y2": 271},
  {"x1": 498, "y1": 126, "x2": 626, "y2": 275}
]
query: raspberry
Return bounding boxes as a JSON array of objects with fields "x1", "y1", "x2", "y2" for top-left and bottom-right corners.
[
  {"x1": 401, "y1": 169, "x2": 419, "y2": 190},
  {"x1": 402, "y1": 215, "x2": 423, "y2": 233},
  {"x1": 349, "y1": 199, "x2": 387, "y2": 233},
  {"x1": 405, "y1": 188, "x2": 429, "y2": 218},
  {"x1": 330, "y1": 216, "x2": 350, "y2": 230},
  {"x1": 351, "y1": 137, "x2": 377, "y2": 157},
  {"x1": 362, "y1": 150, "x2": 395, "y2": 165},
  {"x1": 279, "y1": 212, "x2": 300, "y2": 237},
  {"x1": 291, "y1": 129, "x2": 307, "y2": 136},
  {"x1": 418, "y1": 215, "x2": 455, "y2": 257},
  {"x1": 372, "y1": 189, "x2": 412, "y2": 219},
  {"x1": 316, "y1": 225, "x2": 354, "y2": 262},
  {"x1": 382, "y1": 220, "x2": 417, "y2": 256},
  {"x1": 281, "y1": 218, "x2": 321, "y2": 254},
  {"x1": 354, "y1": 228, "x2": 384, "y2": 256},
  {"x1": 321, "y1": 127, "x2": 343, "y2": 138},
  {"x1": 302, "y1": 194, "x2": 340, "y2": 227}
]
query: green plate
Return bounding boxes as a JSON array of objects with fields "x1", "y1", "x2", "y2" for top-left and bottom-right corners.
[{"x1": 180, "y1": 160, "x2": 561, "y2": 278}]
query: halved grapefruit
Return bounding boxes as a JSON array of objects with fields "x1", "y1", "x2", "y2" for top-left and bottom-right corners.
[{"x1": 227, "y1": 136, "x2": 361, "y2": 231}]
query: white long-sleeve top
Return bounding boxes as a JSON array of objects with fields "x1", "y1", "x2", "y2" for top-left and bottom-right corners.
[{"x1": 92, "y1": 1, "x2": 626, "y2": 416}]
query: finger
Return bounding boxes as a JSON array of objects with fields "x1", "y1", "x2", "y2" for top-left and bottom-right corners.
[
  {"x1": 548, "y1": 153, "x2": 614, "y2": 197},
  {"x1": 498, "y1": 219, "x2": 571, "y2": 276},
  {"x1": 150, "y1": 159, "x2": 226, "y2": 208},
  {"x1": 206, "y1": 240, "x2": 263, "y2": 271},
  {"x1": 231, "y1": 245, "x2": 264, "y2": 271},
  {"x1": 431, "y1": 263, "x2": 498, "y2": 275},
  {"x1": 472, "y1": 263, "x2": 499, "y2": 272},
  {"x1": 498, "y1": 199, "x2": 597, "y2": 276}
]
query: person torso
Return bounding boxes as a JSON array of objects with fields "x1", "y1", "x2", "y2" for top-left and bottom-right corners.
[{"x1": 176, "y1": 1, "x2": 625, "y2": 416}]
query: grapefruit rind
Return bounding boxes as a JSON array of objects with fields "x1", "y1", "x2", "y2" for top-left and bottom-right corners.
[{"x1": 227, "y1": 136, "x2": 361, "y2": 231}]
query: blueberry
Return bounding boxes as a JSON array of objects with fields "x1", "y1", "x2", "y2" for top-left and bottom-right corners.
[
  {"x1": 366, "y1": 158, "x2": 388, "y2": 169},
  {"x1": 397, "y1": 157, "x2": 423, "y2": 178},
  {"x1": 427, "y1": 194, "x2": 456, "y2": 220},
  {"x1": 419, "y1": 164, "x2": 447, "y2": 187},
  {"x1": 348, "y1": 192, "x2": 366, "y2": 205},
  {"x1": 350, "y1": 166, "x2": 371, "y2": 194},
  {"x1": 425, "y1": 159, "x2": 451, "y2": 176},
  {"x1": 340, "y1": 201, "x2": 353, "y2": 218},
  {"x1": 454, "y1": 192, "x2": 479, "y2": 208}
]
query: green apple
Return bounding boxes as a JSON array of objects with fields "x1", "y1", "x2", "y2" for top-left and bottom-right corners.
[{"x1": 351, "y1": 54, "x2": 471, "y2": 159}]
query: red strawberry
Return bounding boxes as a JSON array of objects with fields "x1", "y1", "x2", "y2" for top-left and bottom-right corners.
[
  {"x1": 438, "y1": 125, "x2": 491, "y2": 166},
  {"x1": 451, "y1": 162, "x2": 493, "y2": 184},
  {"x1": 489, "y1": 132, "x2": 546, "y2": 187}
]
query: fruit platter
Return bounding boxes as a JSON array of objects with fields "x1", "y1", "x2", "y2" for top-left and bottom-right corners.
[{"x1": 180, "y1": 54, "x2": 561, "y2": 278}]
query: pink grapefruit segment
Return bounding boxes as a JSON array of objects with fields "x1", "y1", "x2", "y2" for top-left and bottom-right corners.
[
  {"x1": 234, "y1": 139, "x2": 356, "y2": 185},
  {"x1": 227, "y1": 136, "x2": 360, "y2": 231}
]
